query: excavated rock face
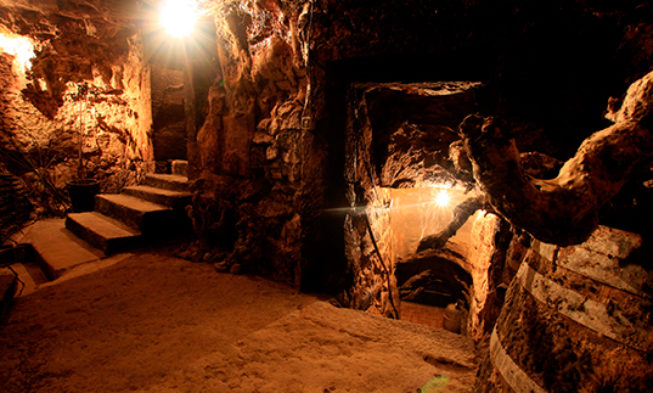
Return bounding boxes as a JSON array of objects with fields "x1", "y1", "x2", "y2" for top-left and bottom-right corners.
[
  {"x1": 187, "y1": 0, "x2": 309, "y2": 284},
  {"x1": 1, "y1": 0, "x2": 647, "y2": 328},
  {"x1": 341, "y1": 81, "x2": 484, "y2": 317},
  {"x1": 189, "y1": 0, "x2": 652, "y2": 320},
  {"x1": 150, "y1": 64, "x2": 185, "y2": 172},
  {"x1": 0, "y1": 0, "x2": 153, "y2": 215},
  {"x1": 357, "y1": 82, "x2": 481, "y2": 188}
]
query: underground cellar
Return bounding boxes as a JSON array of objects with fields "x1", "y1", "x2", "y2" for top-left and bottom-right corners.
[{"x1": 0, "y1": 1, "x2": 651, "y2": 392}]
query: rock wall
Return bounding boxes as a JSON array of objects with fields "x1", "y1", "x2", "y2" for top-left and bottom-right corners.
[
  {"x1": 388, "y1": 187, "x2": 476, "y2": 260},
  {"x1": 185, "y1": 1, "x2": 310, "y2": 284},
  {"x1": 189, "y1": 0, "x2": 651, "y2": 305},
  {"x1": 465, "y1": 212, "x2": 513, "y2": 341},
  {"x1": 393, "y1": 207, "x2": 518, "y2": 337},
  {"x1": 150, "y1": 64, "x2": 185, "y2": 172},
  {"x1": 0, "y1": 3, "x2": 153, "y2": 215},
  {"x1": 342, "y1": 187, "x2": 398, "y2": 317},
  {"x1": 342, "y1": 81, "x2": 476, "y2": 316},
  {"x1": 341, "y1": 84, "x2": 399, "y2": 316}
]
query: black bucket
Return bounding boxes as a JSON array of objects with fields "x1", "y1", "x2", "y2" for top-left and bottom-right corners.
[{"x1": 67, "y1": 179, "x2": 99, "y2": 212}]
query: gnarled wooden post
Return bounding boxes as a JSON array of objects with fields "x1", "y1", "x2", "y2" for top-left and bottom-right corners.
[{"x1": 459, "y1": 71, "x2": 653, "y2": 245}]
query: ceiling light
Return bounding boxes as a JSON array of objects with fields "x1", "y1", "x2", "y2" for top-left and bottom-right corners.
[{"x1": 160, "y1": 0, "x2": 200, "y2": 38}]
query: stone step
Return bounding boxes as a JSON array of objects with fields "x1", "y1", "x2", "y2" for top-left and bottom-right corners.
[
  {"x1": 0, "y1": 262, "x2": 49, "y2": 297},
  {"x1": 16, "y1": 219, "x2": 104, "y2": 279},
  {"x1": 95, "y1": 193, "x2": 174, "y2": 232},
  {"x1": 171, "y1": 159, "x2": 188, "y2": 176},
  {"x1": 122, "y1": 185, "x2": 191, "y2": 208},
  {"x1": 66, "y1": 212, "x2": 142, "y2": 254},
  {"x1": 144, "y1": 173, "x2": 189, "y2": 192}
]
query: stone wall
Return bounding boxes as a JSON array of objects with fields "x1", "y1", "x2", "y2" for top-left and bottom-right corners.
[
  {"x1": 150, "y1": 64, "x2": 185, "y2": 172},
  {"x1": 341, "y1": 81, "x2": 491, "y2": 316},
  {"x1": 189, "y1": 0, "x2": 651, "y2": 302},
  {"x1": 0, "y1": 3, "x2": 153, "y2": 216},
  {"x1": 465, "y1": 212, "x2": 513, "y2": 341},
  {"x1": 388, "y1": 187, "x2": 475, "y2": 260},
  {"x1": 187, "y1": 1, "x2": 310, "y2": 284},
  {"x1": 342, "y1": 187, "x2": 398, "y2": 317},
  {"x1": 342, "y1": 85, "x2": 399, "y2": 316}
]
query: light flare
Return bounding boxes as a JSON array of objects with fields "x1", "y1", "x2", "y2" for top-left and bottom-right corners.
[
  {"x1": 435, "y1": 190, "x2": 450, "y2": 207},
  {"x1": 0, "y1": 32, "x2": 35, "y2": 72},
  {"x1": 159, "y1": 0, "x2": 200, "y2": 38}
]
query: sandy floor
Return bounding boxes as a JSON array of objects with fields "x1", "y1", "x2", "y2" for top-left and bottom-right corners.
[{"x1": 0, "y1": 253, "x2": 477, "y2": 393}]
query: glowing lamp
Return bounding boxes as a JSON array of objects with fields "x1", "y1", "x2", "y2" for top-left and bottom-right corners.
[
  {"x1": 160, "y1": 0, "x2": 200, "y2": 38},
  {"x1": 435, "y1": 190, "x2": 450, "y2": 207}
]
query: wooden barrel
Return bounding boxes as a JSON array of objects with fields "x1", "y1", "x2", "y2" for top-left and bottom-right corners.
[{"x1": 475, "y1": 226, "x2": 651, "y2": 393}]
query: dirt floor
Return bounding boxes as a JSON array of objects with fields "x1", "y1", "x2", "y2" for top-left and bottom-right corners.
[{"x1": 0, "y1": 252, "x2": 477, "y2": 393}]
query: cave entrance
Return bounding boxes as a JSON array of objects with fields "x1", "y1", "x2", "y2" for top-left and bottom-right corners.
[{"x1": 342, "y1": 80, "x2": 504, "y2": 337}]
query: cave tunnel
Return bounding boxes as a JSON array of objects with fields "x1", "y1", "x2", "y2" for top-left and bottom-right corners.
[{"x1": 0, "y1": 1, "x2": 652, "y2": 392}]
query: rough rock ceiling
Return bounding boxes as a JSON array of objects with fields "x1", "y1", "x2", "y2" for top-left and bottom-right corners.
[
  {"x1": 0, "y1": 0, "x2": 147, "y2": 24},
  {"x1": 0, "y1": 0, "x2": 158, "y2": 116}
]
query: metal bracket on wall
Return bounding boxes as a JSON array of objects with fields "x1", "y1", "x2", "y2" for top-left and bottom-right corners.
[{"x1": 301, "y1": 116, "x2": 313, "y2": 131}]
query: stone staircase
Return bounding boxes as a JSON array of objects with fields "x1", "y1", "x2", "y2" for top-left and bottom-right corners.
[
  {"x1": 0, "y1": 162, "x2": 191, "y2": 316},
  {"x1": 65, "y1": 162, "x2": 191, "y2": 255}
]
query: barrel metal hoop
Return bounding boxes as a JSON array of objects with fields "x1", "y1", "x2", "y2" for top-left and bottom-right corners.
[
  {"x1": 516, "y1": 262, "x2": 647, "y2": 352},
  {"x1": 490, "y1": 327, "x2": 547, "y2": 393}
]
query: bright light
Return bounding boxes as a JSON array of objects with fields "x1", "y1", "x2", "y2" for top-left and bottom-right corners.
[
  {"x1": 435, "y1": 190, "x2": 450, "y2": 207},
  {"x1": 160, "y1": 0, "x2": 200, "y2": 38},
  {"x1": 0, "y1": 32, "x2": 35, "y2": 72}
]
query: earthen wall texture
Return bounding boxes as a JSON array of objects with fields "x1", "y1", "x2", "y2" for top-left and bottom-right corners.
[
  {"x1": 190, "y1": 0, "x2": 651, "y2": 293},
  {"x1": 0, "y1": 4, "x2": 153, "y2": 215}
]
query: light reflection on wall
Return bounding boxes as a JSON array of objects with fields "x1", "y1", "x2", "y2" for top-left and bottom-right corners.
[
  {"x1": 386, "y1": 186, "x2": 476, "y2": 258},
  {"x1": 0, "y1": 31, "x2": 35, "y2": 73}
]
